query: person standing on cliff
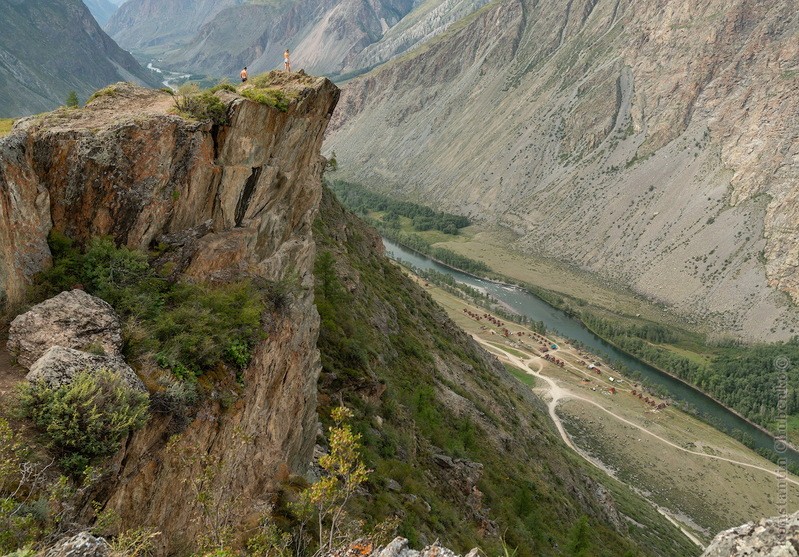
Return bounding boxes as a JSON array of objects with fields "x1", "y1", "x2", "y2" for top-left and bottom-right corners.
[
  {"x1": 284, "y1": 50, "x2": 291, "y2": 72},
  {"x1": 240, "y1": 67, "x2": 248, "y2": 83}
]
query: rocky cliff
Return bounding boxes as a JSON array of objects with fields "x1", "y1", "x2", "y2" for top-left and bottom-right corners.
[
  {"x1": 326, "y1": 0, "x2": 799, "y2": 340},
  {"x1": 0, "y1": 76, "x2": 339, "y2": 552},
  {"x1": 0, "y1": 0, "x2": 159, "y2": 117},
  {"x1": 701, "y1": 511, "x2": 799, "y2": 556}
]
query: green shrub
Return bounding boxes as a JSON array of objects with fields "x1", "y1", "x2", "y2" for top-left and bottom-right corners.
[
  {"x1": 240, "y1": 88, "x2": 291, "y2": 112},
  {"x1": 174, "y1": 83, "x2": 229, "y2": 125},
  {"x1": 32, "y1": 234, "x2": 268, "y2": 380},
  {"x1": 65, "y1": 91, "x2": 80, "y2": 108},
  {"x1": 18, "y1": 370, "x2": 149, "y2": 475}
]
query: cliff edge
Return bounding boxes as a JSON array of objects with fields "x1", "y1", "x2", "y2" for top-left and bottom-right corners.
[{"x1": 0, "y1": 75, "x2": 339, "y2": 551}]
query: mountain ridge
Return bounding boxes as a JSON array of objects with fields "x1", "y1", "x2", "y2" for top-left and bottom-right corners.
[
  {"x1": 325, "y1": 0, "x2": 799, "y2": 341},
  {"x1": 0, "y1": 0, "x2": 159, "y2": 117}
]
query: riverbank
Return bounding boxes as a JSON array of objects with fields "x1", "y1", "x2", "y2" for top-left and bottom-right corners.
[
  {"x1": 383, "y1": 238, "x2": 799, "y2": 467},
  {"x1": 577, "y1": 316, "x2": 798, "y2": 454},
  {"x1": 412, "y1": 271, "x2": 799, "y2": 543}
]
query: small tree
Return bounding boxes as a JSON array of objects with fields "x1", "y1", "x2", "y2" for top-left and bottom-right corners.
[
  {"x1": 302, "y1": 406, "x2": 369, "y2": 555},
  {"x1": 65, "y1": 91, "x2": 80, "y2": 108},
  {"x1": 325, "y1": 152, "x2": 338, "y2": 172}
]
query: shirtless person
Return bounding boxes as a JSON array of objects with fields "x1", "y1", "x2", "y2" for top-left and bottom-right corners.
[
  {"x1": 240, "y1": 67, "x2": 248, "y2": 82},
  {"x1": 284, "y1": 50, "x2": 291, "y2": 72}
]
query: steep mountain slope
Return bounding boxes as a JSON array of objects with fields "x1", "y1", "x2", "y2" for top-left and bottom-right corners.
[
  {"x1": 326, "y1": 0, "x2": 799, "y2": 341},
  {"x1": 83, "y1": 0, "x2": 117, "y2": 25},
  {"x1": 105, "y1": 0, "x2": 491, "y2": 78},
  {"x1": 0, "y1": 0, "x2": 159, "y2": 117},
  {"x1": 312, "y1": 185, "x2": 699, "y2": 556},
  {"x1": 104, "y1": 0, "x2": 240, "y2": 56}
]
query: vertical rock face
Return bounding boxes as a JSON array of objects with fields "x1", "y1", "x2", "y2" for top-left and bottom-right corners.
[{"x1": 0, "y1": 77, "x2": 339, "y2": 551}]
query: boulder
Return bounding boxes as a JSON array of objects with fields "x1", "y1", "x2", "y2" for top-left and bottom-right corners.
[
  {"x1": 27, "y1": 346, "x2": 146, "y2": 392},
  {"x1": 7, "y1": 290, "x2": 123, "y2": 368},
  {"x1": 702, "y1": 511, "x2": 799, "y2": 556},
  {"x1": 40, "y1": 532, "x2": 110, "y2": 557},
  {"x1": 328, "y1": 538, "x2": 478, "y2": 557}
]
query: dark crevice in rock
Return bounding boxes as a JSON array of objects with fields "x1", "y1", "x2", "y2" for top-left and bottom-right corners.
[
  {"x1": 211, "y1": 124, "x2": 220, "y2": 161},
  {"x1": 235, "y1": 166, "x2": 262, "y2": 227}
]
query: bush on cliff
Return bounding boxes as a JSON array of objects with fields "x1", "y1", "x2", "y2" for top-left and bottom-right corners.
[
  {"x1": 174, "y1": 82, "x2": 229, "y2": 125},
  {"x1": 18, "y1": 370, "x2": 149, "y2": 474},
  {"x1": 31, "y1": 233, "x2": 267, "y2": 380}
]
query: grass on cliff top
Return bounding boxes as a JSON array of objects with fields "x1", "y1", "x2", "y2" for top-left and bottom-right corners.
[
  {"x1": 0, "y1": 118, "x2": 14, "y2": 137},
  {"x1": 239, "y1": 72, "x2": 303, "y2": 112}
]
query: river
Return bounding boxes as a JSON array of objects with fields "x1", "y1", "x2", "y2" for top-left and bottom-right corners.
[{"x1": 383, "y1": 238, "x2": 799, "y2": 467}]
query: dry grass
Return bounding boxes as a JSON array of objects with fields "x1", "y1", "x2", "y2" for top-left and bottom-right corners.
[{"x1": 0, "y1": 119, "x2": 14, "y2": 137}]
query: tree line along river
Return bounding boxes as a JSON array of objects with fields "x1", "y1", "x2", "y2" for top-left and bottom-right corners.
[{"x1": 382, "y1": 238, "x2": 799, "y2": 468}]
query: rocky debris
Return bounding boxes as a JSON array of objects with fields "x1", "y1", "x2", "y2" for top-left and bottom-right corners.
[
  {"x1": 432, "y1": 454, "x2": 496, "y2": 535},
  {"x1": 702, "y1": 511, "x2": 799, "y2": 556},
  {"x1": 27, "y1": 346, "x2": 146, "y2": 392},
  {"x1": 40, "y1": 532, "x2": 110, "y2": 557},
  {"x1": 7, "y1": 290, "x2": 123, "y2": 368},
  {"x1": 328, "y1": 537, "x2": 480, "y2": 557}
]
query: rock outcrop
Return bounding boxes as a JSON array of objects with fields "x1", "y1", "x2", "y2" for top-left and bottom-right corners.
[
  {"x1": 27, "y1": 346, "x2": 145, "y2": 392},
  {"x1": 7, "y1": 290, "x2": 123, "y2": 368},
  {"x1": 326, "y1": 0, "x2": 799, "y2": 340},
  {"x1": 40, "y1": 532, "x2": 110, "y2": 557},
  {"x1": 0, "y1": 76, "x2": 339, "y2": 552},
  {"x1": 329, "y1": 538, "x2": 479, "y2": 557},
  {"x1": 702, "y1": 511, "x2": 799, "y2": 556}
]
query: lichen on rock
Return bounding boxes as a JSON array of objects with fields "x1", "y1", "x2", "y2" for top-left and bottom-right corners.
[{"x1": 7, "y1": 289, "x2": 123, "y2": 368}]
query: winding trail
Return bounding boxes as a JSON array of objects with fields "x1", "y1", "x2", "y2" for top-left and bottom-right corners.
[
  {"x1": 475, "y1": 335, "x2": 799, "y2": 548},
  {"x1": 478, "y1": 338, "x2": 799, "y2": 485}
]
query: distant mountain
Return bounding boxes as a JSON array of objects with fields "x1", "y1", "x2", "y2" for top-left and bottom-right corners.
[
  {"x1": 0, "y1": 0, "x2": 160, "y2": 117},
  {"x1": 83, "y1": 0, "x2": 117, "y2": 25},
  {"x1": 104, "y1": 0, "x2": 490, "y2": 78},
  {"x1": 326, "y1": 0, "x2": 799, "y2": 341},
  {"x1": 104, "y1": 0, "x2": 241, "y2": 57}
]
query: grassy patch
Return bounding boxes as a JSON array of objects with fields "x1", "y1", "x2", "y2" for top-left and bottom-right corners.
[
  {"x1": 238, "y1": 72, "x2": 301, "y2": 112},
  {"x1": 0, "y1": 119, "x2": 14, "y2": 137},
  {"x1": 240, "y1": 87, "x2": 293, "y2": 112},
  {"x1": 505, "y1": 363, "x2": 536, "y2": 387},
  {"x1": 173, "y1": 83, "x2": 229, "y2": 125},
  {"x1": 87, "y1": 84, "x2": 121, "y2": 103}
]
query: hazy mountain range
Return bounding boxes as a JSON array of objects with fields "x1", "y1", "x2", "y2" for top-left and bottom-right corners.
[
  {"x1": 104, "y1": 0, "x2": 491, "y2": 78},
  {"x1": 0, "y1": 0, "x2": 159, "y2": 116}
]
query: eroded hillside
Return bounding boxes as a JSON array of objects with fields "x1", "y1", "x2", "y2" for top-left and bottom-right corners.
[{"x1": 326, "y1": 0, "x2": 799, "y2": 340}]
